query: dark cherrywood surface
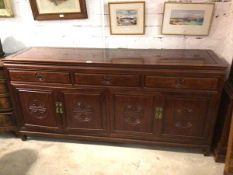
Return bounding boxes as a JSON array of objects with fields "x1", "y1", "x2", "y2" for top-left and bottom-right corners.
[{"x1": 2, "y1": 47, "x2": 228, "y2": 154}]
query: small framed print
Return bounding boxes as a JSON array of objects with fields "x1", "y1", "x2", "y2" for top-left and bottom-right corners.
[
  {"x1": 108, "y1": 1, "x2": 145, "y2": 35},
  {"x1": 0, "y1": 0, "x2": 13, "y2": 17},
  {"x1": 162, "y1": 2, "x2": 215, "y2": 36},
  {"x1": 29, "y1": 0, "x2": 88, "y2": 20}
]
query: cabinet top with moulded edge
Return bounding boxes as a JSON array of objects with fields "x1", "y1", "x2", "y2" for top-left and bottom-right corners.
[{"x1": 2, "y1": 47, "x2": 228, "y2": 71}]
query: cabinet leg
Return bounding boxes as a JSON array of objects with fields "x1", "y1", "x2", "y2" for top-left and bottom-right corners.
[
  {"x1": 21, "y1": 135, "x2": 28, "y2": 141},
  {"x1": 11, "y1": 131, "x2": 20, "y2": 138},
  {"x1": 203, "y1": 147, "x2": 211, "y2": 156}
]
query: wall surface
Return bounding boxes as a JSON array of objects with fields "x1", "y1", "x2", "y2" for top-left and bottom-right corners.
[
  {"x1": 218, "y1": 2, "x2": 233, "y2": 63},
  {"x1": 0, "y1": 0, "x2": 232, "y2": 62}
]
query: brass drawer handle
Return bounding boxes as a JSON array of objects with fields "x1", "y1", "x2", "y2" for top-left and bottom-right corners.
[
  {"x1": 102, "y1": 80, "x2": 111, "y2": 85},
  {"x1": 102, "y1": 75, "x2": 112, "y2": 85},
  {"x1": 35, "y1": 72, "x2": 45, "y2": 81},
  {"x1": 175, "y1": 78, "x2": 185, "y2": 88},
  {"x1": 103, "y1": 75, "x2": 112, "y2": 81},
  {"x1": 59, "y1": 103, "x2": 64, "y2": 114},
  {"x1": 154, "y1": 107, "x2": 163, "y2": 120}
]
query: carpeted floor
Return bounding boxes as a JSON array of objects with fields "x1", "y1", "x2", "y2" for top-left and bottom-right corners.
[{"x1": 0, "y1": 133, "x2": 224, "y2": 175}]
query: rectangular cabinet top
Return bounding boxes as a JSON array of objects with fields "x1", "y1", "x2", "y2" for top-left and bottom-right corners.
[{"x1": 3, "y1": 47, "x2": 228, "y2": 69}]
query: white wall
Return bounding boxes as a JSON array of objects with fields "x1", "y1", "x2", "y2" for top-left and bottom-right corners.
[
  {"x1": 0, "y1": 0, "x2": 232, "y2": 62},
  {"x1": 217, "y1": 2, "x2": 233, "y2": 63}
]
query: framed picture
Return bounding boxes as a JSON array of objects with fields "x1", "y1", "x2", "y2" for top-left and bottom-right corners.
[
  {"x1": 162, "y1": 2, "x2": 215, "y2": 36},
  {"x1": 29, "y1": 0, "x2": 88, "y2": 20},
  {"x1": 0, "y1": 0, "x2": 13, "y2": 17},
  {"x1": 108, "y1": 1, "x2": 145, "y2": 35}
]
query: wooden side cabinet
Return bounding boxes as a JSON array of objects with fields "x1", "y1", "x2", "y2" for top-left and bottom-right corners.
[
  {"x1": 0, "y1": 57, "x2": 15, "y2": 132},
  {"x1": 224, "y1": 105, "x2": 233, "y2": 175},
  {"x1": 3, "y1": 47, "x2": 227, "y2": 154},
  {"x1": 214, "y1": 83, "x2": 233, "y2": 162},
  {"x1": 214, "y1": 59, "x2": 233, "y2": 162}
]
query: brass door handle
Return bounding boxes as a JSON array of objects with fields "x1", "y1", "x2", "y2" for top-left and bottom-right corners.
[
  {"x1": 56, "y1": 102, "x2": 60, "y2": 114},
  {"x1": 154, "y1": 107, "x2": 163, "y2": 120},
  {"x1": 56, "y1": 102, "x2": 64, "y2": 115},
  {"x1": 59, "y1": 103, "x2": 64, "y2": 114}
]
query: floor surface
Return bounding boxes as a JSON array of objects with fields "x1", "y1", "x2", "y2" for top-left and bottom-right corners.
[{"x1": 0, "y1": 133, "x2": 224, "y2": 175}]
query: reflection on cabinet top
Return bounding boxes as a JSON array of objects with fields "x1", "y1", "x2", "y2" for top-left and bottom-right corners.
[{"x1": 3, "y1": 47, "x2": 227, "y2": 69}]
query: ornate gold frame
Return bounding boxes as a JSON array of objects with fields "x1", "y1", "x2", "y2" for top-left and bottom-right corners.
[{"x1": 0, "y1": 0, "x2": 13, "y2": 17}]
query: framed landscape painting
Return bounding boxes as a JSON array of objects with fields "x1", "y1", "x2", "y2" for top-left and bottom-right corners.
[
  {"x1": 0, "y1": 0, "x2": 13, "y2": 17},
  {"x1": 29, "y1": 0, "x2": 88, "y2": 20},
  {"x1": 108, "y1": 1, "x2": 145, "y2": 35},
  {"x1": 162, "y1": 3, "x2": 215, "y2": 36}
]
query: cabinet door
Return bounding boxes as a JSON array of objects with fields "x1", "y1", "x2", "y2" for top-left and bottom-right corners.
[
  {"x1": 159, "y1": 93, "x2": 215, "y2": 143},
  {"x1": 110, "y1": 90, "x2": 158, "y2": 139},
  {"x1": 14, "y1": 86, "x2": 62, "y2": 133},
  {"x1": 62, "y1": 88, "x2": 107, "y2": 136}
]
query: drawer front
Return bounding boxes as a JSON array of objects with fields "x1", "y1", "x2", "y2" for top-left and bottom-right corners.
[
  {"x1": 0, "y1": 112, "x2": 14, "y2": 127},
  {"x1": 0, "y1": 70, "x2": 4, "y2": 79},
  {"x1": 9, "y1": 70, "x2": 71, "y2": 84},
  {"x1": 0, "y1": 80, "x2": 8, "y2": 94},
  {"x1": 75, "y1": 73, "x2": 140, "y2": 87},
  {"x1": 0, "y1": 94, "x2": 11, "y2": 110},
  {"x1": 145, "y1": 76, "x2": 218, "y2": 90}
]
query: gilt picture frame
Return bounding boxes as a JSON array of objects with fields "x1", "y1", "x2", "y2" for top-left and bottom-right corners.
[
  {"x1": 108, "y1": 1, "x2": 145, "y2": 35},
  {"x1": 162, "y1": 2, "x2": 215, "y2": 36},
  {"x1": 29, "y1": 0, "x2": 88, "y2": 20},
  {"x1": 0, "y1": 0, "x2": 13, "y2": 17}
]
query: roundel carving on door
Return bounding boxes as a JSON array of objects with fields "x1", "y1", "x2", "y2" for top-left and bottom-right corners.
[
  {"x1": 28, "y1": 100, "x2": 47, "y2": 119},
  {"x1": 73, "y1": 102, "x2": 94, "y2": 122},
  {"x1": 123, "y1": 105, "x2": 143, "y2": 125}
]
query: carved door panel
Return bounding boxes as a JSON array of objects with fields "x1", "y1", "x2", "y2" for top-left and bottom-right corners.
[
  {"x1": 110, "y1": 90, "x2": 159, "y2": 139},
  {"x1": 159, "y1": 93, "x2": 214, "y2": 143},
  {"x1": 62, "y1": 88, "x2": 107, "y2": 136},
  {"x1": 14, "y1": 87, "x2": 62, "y2": 132}
]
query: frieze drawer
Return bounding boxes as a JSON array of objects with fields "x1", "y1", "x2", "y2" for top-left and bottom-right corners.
[
  {"x1": 144, "y1": 76, "x2": 218, "y2": 90},
  {"x1": 9, "y1": 70, "x2": 71, "y2": 84},
  {"x1": 74, "y1": 73, "x2": 140, "y2": 87},
  {"x1": 0, "y1": 79, "x2": 8, "y2": 93},
  {"x1": 0, "y1": 70, "x2": 4, "y2": 79},
  {"x1": 0, "y1": 112, "x2": 14, "y2": 127},
  {"x1": 0, "y1": 94, "x2": 12, "y2": 110}
]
